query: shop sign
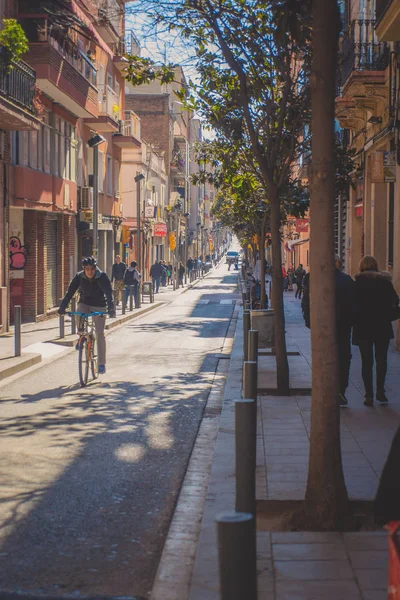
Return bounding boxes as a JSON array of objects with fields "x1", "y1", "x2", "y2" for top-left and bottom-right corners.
[
  {"x1": 371, "y1": 152, "x2": 384, "y2": 183},
  {"x1": 154, "y1": 222, "x2": 167, "y2": 237},
  {"x1": 384, "y1": 151, "x2": 396, "y2": 183},
  {"x1": 145, "y1": 206, "x2": 156, "y2": 218},
  {"x1": 296, "y1": 218, "x2": 309, "y2": 233}
]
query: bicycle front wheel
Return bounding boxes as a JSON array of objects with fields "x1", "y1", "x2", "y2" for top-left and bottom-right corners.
[
  {"x1": 90, "y1": 334, "x2": 98, "y2": 380},
  {"x1": 78, "y1": 337, "x2": 89, "y2": 387}
]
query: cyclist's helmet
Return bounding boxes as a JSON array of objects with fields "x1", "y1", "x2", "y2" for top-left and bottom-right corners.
[{"x1": 82, "y1": 256, "x2": 97, "y2": 267}]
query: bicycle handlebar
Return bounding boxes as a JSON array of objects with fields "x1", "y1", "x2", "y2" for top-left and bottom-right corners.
[{"x1": 67, "y1": 311, "x2": 107, "y2": 317}]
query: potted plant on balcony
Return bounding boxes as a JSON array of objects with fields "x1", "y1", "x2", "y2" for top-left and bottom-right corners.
[{"x1": 0, "y1": 19, "x2": 29, "y2": 72}]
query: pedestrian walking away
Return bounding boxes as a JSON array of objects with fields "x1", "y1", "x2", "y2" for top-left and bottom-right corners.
[
  {"x1": 124, "y1": 261, "x2": 141, "y2": 307},
  {"x1": 58, "y1": 256, "x2": 115, "y2": 375},
  {"x1": 287, "y1": 265, "x2": 294, "y2": 291},
  {"x1": 294, "y1": 264, "x2": 306, "y2": 298},
  {"x1": 353, "y1": 255, "x2": 400, "y2": 407},
  {"x1": 178, "y1": 261, "x2": 185, "y2": 287},
  {"x1": 111, "y1": 255, "x2": 127, "y2": 306},
  {"x1": 302, "y1": 255, "x2": 355, "y2": 407},
  {"x1": 150, "y1": 260, "x2": 164, "y2": 293}
]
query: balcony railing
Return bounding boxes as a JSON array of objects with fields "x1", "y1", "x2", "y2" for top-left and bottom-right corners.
[
  {"x1": 19, "y1": 18, "x2": 97, "y2": 87},
  {"x1": 340, "y1": 19, "x2": 389, "y2": 87},
  {"x1": 0, "y1": 49, "x2": 36, "y2": 114},
  {"x1": 122, "y1": 110, "x2": 141, "y2": 138},
  {"x1": 98, "y1": 84, "x2": 120, "y2": 120}
]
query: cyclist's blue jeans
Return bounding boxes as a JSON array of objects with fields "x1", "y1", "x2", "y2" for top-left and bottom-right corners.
[{"x1": 77, "y1": 302, "x2": 106, "y2": 365}]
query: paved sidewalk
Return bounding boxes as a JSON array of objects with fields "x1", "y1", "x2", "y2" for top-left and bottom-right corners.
[
  {"x1": 153, "y1": 286, "x2": 399, "y2": 600},
  {"x1": 0, "y1": 275, "x2": 203, "y2": 381}
]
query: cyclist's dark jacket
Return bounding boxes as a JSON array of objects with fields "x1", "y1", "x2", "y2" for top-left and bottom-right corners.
[{"x1": 59, "y1": 268, "x2": 114, "y2": 312}]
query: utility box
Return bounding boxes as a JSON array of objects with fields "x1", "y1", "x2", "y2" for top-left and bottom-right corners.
[{"x1": 250, "y1": 309, "x2": 274, "y2": 348}]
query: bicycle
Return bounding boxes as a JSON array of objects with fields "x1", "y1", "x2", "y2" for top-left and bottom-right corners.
[{"x1": 67, "y1": 311, "x2": 106, "y2": 387}]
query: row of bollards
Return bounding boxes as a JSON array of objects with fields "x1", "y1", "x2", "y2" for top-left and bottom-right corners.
[{"x1": 217, "y1": 302, "x2": 259, "y2": 600}]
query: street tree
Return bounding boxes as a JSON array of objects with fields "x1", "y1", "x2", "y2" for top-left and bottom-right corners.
[
  {"x1": 125, "y1": 0, "x2": 312, "y2": 394},
  {"x1": 303, "y1": 0, "x2": 350, "y2": 528}
]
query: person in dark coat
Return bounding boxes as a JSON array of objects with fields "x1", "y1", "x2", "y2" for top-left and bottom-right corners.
[
  {"x1": 110, "y1": 255, "x2": 127, "y2": 306},
  {"x1": 150, "y1": 260, "x2": 164, "y2": 293},
  {"x1": 353, "y1": 255, "x2": 399, "y2": 406},
  {"x1": 124, "y1": 261, "x2": 141, "y2": 307},
  {"x1": 301, "y1": 255, "x2": 355, "y2": 406},
  {"x1": 294, "y1": 264, "x2": 306, "y2": 299}
]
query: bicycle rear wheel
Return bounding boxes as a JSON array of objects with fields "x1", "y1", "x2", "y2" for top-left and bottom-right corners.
[
  {"x1": 78, "y1": 337, "x2": 89, "y2": 387},
  {"x1": 90, "y1": 334, "x2": 98, "y2": 380}
]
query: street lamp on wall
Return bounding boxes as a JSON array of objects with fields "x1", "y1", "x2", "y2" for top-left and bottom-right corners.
[
  {"x1": 87, "y1": 132, "x2": 106, "y2": 261},
  {"x1": 135, "y1": 172, "x2": 145, "y2": 282}
]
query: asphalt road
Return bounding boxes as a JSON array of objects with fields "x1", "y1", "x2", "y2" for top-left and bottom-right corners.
[{"x1": 0, "y1": 262, "x2": 239, "y2": 599}]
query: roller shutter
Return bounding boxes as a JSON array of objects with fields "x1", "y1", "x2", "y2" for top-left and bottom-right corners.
[{"x1": 46, "y1": 217, "x2": 58, "y2": 309}]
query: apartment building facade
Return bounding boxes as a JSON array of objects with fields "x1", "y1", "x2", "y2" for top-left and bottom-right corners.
[{"x1": 2, "y1": 0, "x2": 142, "y2": 323}]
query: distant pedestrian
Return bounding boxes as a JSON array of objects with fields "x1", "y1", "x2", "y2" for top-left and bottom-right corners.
[
  {"x1": 294, "y1": 264, "x2": 306, "y2": 299},
  {"x1": 150, "y1": 260, "x2": 164, "y2": 293},
  {"x1": 124, "y1": 261, "x2": 141, "y2": 307},
  {"x1": 161, "y1": 261, "x2": 167, "y2": 287},
  {"x1": 111, "y1": 255, "x2": 126, "y2": 306},
  {"x1": 187, "y1": 257, "x2": 193, "y2": 280},
  {"x1": 301, "y1": 255, "x2": 355, "y2": 407},
  {"x1": 167, "y1": 263, "x2": 173, "y2": 285},
  {"x1": 353, "y1": 255, "x2": 399, "y2": 406},
  {"x1": 179, "y1": 262, "x2": 185, "y2": 286}
]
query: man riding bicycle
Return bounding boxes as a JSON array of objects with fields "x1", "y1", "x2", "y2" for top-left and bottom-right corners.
[{"x1": 58, "y1": 257, "x2": 115, "y2": 375}]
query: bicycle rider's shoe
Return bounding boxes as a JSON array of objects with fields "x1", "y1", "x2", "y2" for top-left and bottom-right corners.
[{"x1": 98, "y1": 365, "x2": 106, "y2": 375}]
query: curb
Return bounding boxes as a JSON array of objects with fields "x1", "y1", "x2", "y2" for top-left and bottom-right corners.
[
  {"x1": 151, "y1": 301, "x2": 240, "y2": 600},
  {"x1": 0, "y1": 353, "x2": 42, "y2": 381}
]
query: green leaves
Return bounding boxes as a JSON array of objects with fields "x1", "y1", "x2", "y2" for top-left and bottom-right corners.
[{"x1": 0, "y1": 19, "x2": 29, "y2": 70}]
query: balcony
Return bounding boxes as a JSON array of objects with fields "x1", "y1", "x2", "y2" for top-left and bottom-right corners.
[
  {"x1": 340, "y1": 20, "x2": 389, "y2": 89},
  {"x1": 0, "y1": 49, "x2": 39, "y2": 130},
  {"x1": 85, "y1": 84, "x2": 120, "y2": 132},
  {"x1": 113, "y1": 110, "x2": 141, "y2": 148},
  {"x1": 376, "y1": 0, "x2": 400, "y2": 40},
  {"x1": 19, "y1": 18, "x2": 98, "y2": 118},
  {"x1": 336, "y1": 20, "x2": 389, "y2": 132}
]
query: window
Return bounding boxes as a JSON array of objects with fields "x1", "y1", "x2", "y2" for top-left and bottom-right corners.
[
  {"x1": 107, "y1": 155, "x2": 113, "y2": 195},
  {"x1": 29, "y1": 130, "x2": 38, "y2": 170},
  {"x1": 114, "y1": 159, "x2": 120, "y2": 198}
]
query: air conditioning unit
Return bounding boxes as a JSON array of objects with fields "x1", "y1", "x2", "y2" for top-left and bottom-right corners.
[{"x1": 81, "y1": 187, "x2": 93, "y2": 210}]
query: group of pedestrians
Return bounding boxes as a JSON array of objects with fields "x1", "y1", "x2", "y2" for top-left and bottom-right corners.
[
  {"x1": 301, "y1": 254, "x2": 400, "y2": 408},
  {"x1": 111, "y1": 255, "x2": 141, "y2": 307},
  {"x1": 282, "y1": 264, "x2": 306, "y2": 298}
]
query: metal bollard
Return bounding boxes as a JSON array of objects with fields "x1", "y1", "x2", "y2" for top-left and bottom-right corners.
[
  {"x1": 71, "y1": 298, "x2": 77, "y2": 335},
  {"x1": 243, "y1": 360, "x2": 258, "y2": 400},
  {"x1": 129, "y1": 285, "x2": 134, "y2": 311},
  {"x1": 243, "y1": 310, "x2": 250, "y2": 361},
  {"x1": 14, "y1": 305, "x2": 21, "y2": 357},
  {"x1": 59, "y1": 313, "x2": 65, "y2": 339},
  {"x1": 122, "y1": 293, "x2": 126, "y2": 315},
  {"x1": 217, "y1": 512, "x2": 257, "y2": 600},
  {"x1": 248, "y1": 329, "x2": 258, "y2": 364},
  {"x1": 235, "y1": 398, "x2": 257, "y2": 516}
]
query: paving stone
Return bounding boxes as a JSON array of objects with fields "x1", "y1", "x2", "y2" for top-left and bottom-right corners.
[
  {"x1": 276, "y1": 580, "x2": 362, "y2": 599},
  {"x1": 354, "y1": 568, "x2": 388, "y2": 591},
  {"x1": 342, "y1": 533, "x2": 388, "y2": 551},
  {"x1": 273, "y1": 542, "x2": 348, "y2": 561},
  {"x1": 349, "y1": 550, "x2": 388, "y2": 570},
  {"x1": 274, "y1": 559, "x2": 354, "y2": 581}
]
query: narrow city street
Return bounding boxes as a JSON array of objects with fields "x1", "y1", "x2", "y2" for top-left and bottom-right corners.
[{"x1": 0, "y1": 262, "x2": 239, "y2": 599}]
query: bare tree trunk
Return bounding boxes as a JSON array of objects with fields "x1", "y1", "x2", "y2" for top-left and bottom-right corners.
[
  {"x1": 270, "y1": 196, "x2": 289, "y2": 394},
  {"x1": 260, "y1": 219, "x2": 266, "y2": 308},
  {"x1": 304, "y1": 0, "x2": 349, "y2": 529}
]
